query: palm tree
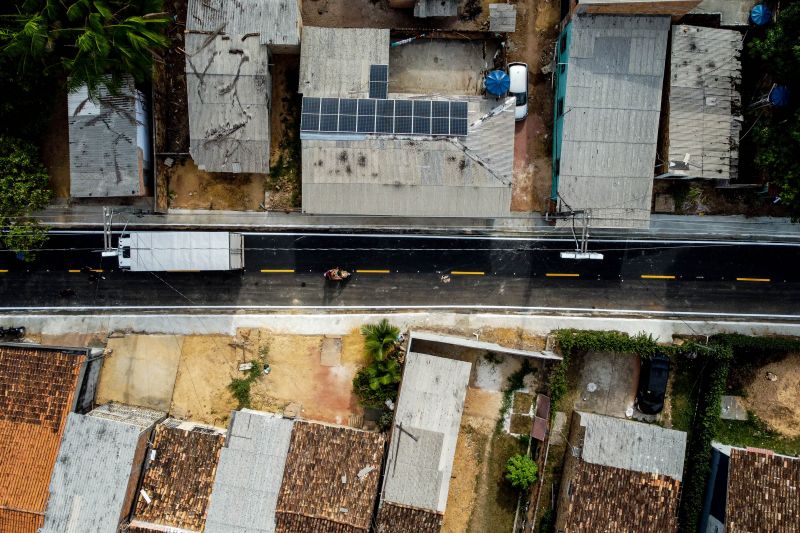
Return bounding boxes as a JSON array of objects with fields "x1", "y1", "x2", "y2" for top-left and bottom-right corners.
[
  {"x1": 1, "y1": 0, "x2": 169, "y2": 95},
  {"x1": 364, "y1": 357, "x2": 401, "y2": 391},
  {"x1": 361, "y1": 319, "x2": 400, "y2": 362}
]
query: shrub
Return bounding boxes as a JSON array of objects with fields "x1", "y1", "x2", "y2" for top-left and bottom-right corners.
[
  {"x1": 353, "y1": 319, "x2": 403, "y2": 408},
  {"x1": 227, "y1": 360, "x2": 264, "y2": 409},
  {"x1": 505, "y1": 453, "x2": 538, "y2": 490}
]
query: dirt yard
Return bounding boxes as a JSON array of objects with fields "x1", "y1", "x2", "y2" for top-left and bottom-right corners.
[
  {"x1": 508, "y1": 0, "x2": 560, "y2": 212},
  {"x1": 40, "y1": 85, "x2": 71, "y2": 199},
  {"x1": 266, "y1": 54, "x2": 302, "y2": 210},
  {"x1": 744, "y1": 353, "x2": 800, "y2": 437},
  {"x1": 302, "y1": 0, "x2": 494, "y2": 30},
  {"x1": 166, "y1": 158, "x2": 266, "y2": 211}
]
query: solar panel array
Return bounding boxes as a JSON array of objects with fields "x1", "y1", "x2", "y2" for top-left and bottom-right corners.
[
  {"x1": 301, "y1": 97, "x2": 469, "y2": 137},
  {"x1": 369, "y1": 64, "x2": 389, "y2": 99}
]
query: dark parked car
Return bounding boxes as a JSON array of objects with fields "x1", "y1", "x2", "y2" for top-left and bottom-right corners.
[{"x1": 636, "y1": 354, "x2": 670, "y2": 414}]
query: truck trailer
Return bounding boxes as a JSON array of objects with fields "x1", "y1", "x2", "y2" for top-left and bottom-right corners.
[{"x1": 117, "y1": 232, "x2": 245, "y2": 271}]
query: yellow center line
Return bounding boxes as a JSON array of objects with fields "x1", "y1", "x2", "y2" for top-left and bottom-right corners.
[
  {"x1": 68, "y1": 269, "x2": 81, "y2": 273},
  {"x1": 736, "y1": 277, "x2": 771, "y2": 282},
  {"x1": 260, "y1": 269, "x2": 295, "y2": 273},
  {"x1": 356, "y1": 269, "x2": 391, "y2": 274},
  {"x1": 451, "y1": 271, "x2": 485, "y2": 276},
  {"x1": 0, "y1": 269, "x2": 7, "y2": 273},
  {"x1": 90, "y1": 268, "x2": 103, "y2": 273},
  {"x1": 546, "y1": 273, "x2": 580, "y2": 278},
  {"x1": 641, "y1": 274, "x2": 676, "y2": 280}
]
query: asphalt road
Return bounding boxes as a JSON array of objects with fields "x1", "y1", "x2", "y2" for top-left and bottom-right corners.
[{"x1": 1, "y1": 232, "x2": 799, "y2": 316}]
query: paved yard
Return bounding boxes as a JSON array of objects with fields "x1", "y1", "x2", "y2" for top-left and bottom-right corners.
[{"x1": 574, "y1": 352, "x2": 640, "y2": 418}]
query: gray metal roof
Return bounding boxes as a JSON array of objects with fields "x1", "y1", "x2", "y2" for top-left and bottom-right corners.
[
  {"x1": 68, "y1": 76, "x2": 149, "y2": 197},
  {"x1": 668, "y1": 25, "x2": 742, "y2": 181},
  {"x1": 299, "y1": 27, "x2": 390, "y2": 98},
  {"x1": 382, "y1": 352, "x2": 471, "y2": 513},
  {"x1": 557, "y1": 15, "x2": 670, "y2": 229},
  {"x1": 690, "y1": 0, "x2": 757, "y2": 27},
  {"x1": 185, "y1": 33, "x2": 271, "y2": 173},
  {"x1": 186, "y1": 0, "x2": 301, "y2": 49},
  {"x1": 204, "y1": 410, "x2": 294, "y2": 533},
  {"x1": 301, "y1": 96, "x2": 515, "y2": 217},
  {"x1": 578, "y1": 412, "x2": 687, "y2": 481},
  {"x1": 414, "y1": 0, "x2": 459, "y2": 17},
  {"x1": 41, "y1": 405, "x2": 164, "y2": 533}
]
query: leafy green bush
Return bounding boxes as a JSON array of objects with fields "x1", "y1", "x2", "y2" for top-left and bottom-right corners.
[
  {"x1": 353, "y1": 319, "x2": 403, "y2": 408},
  {"x1": 505, "y1": 453, "x2": 538, "y2": 490},
  {"x1": 352, "y1": 365, "x2": 399, "y2": 409},
  {"x1": 227, "y1": 360, "x2": 264, "y2": 409}
]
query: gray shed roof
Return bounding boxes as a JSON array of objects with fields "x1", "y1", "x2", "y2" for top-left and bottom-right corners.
[
  {"x1": 67, "y1": 76, "x2": 148, "y2": 197},
  {"x1": 204, "y1": 410, "x2": 294, "y2": 533},
  {"x1": 301, "y1": 96, "x2": 515, "y2": 217},
  {"x1": 382, "y1": 352, "x2": 471, "y2": 513},
  {"x1": 299, "y1": 27, "x2": 390, "y2": 98},
  {"x1": 41, "y1": 404, "x2": 164, "y2": 533},
  {"x1": 668, "y1": 25, "x2": 742, "y2": 181},
  {"x1": 414, "y1": 0, "x2": 459, "y2": 17},
  {"x1": 690, "y1": 0, "x2": 757, "y2": 27},
  {"x1": 186, "y1": 0, "x2": 301, "y2": 48},
  {"x1": 557, "y1": 15, "x2": 670, "y2": 229},
  {"x1": 578, "y1": 412, "x2": 687, "y2": 481},
  {"x1": 185, "y1": 33, "x2": 271, "y2": 173}
]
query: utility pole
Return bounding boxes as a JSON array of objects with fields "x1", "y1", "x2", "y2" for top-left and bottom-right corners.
[
  {"x1": 101, "y1": 207, "x2": 119, "y2": 257},
  {"x1": 547, "y1": 202, "x2": 604, "y2": 260}
]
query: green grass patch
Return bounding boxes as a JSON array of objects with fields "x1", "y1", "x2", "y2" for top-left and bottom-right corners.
[
  {"x1": 715, "y1": 412, "x2": 800, "y2": 456},
  {"x1": 670, "y1": 365, "x2": 700, "y2": 432},
  {"x1": 227, "y1": 360, "x2": 264, "y2": 409}
]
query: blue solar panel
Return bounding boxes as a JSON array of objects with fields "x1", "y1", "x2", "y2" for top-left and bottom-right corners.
[
  {"x1": 432, "y1": 117, "x2": 449, "y2": 135},
  {"x1": 376, "y1": 115, "x2": 394, "y2": 134},
  {"x1": 339, "y1": 114, "x2": 357, "y2": 132},
  {"x1": 370, "y1": 64, "x2": 389, "y2": 82},
  {"x1": 395, "y1": 116, "x2": 412, "y2": 134},
  {"x1": 357, "y1": 115, "x2": 375, "y2": 133},
  {"x1": 450, "y1": 118, "x2": 468, "y2": 136},
  {"x1": 451, "y1": 101, "x2": 468, "y2": 119},
  {"x1": 413, "y1": 100, "x2": 432, "y2": 118},
  {"x1": 369, "y1": 82, "x2": 388, "y2": 99},
  {"x1": 301, "y1": 113, "x2": 320, "y2": 131},
  {"x1": 413, "y1": 117, "x2": 431, "y2": 135},
  {"x1": 320, "y1": 114, "x2": 338, "y2": 132},
  {"x1": 321, "y1": 98, "x2": 339, "y2": 114},
  {"x1": 340, "y1": 99, "x2": 357, "y2": 115},
  {"x1": 377, "y1": 99, "x2": 394, "y2": 116},
  {"x1": 432, "y1": 101, "x2": 449, "y2": 118},
  {"x1": 395, "y1": 100, "x2": 412, "y2": 116},
  {"x1": 303, "y1": 97, "x2": 321, "y2": 114},
  {"x1": 358, "y1": 99, "x2": 376, "y2": 115}
]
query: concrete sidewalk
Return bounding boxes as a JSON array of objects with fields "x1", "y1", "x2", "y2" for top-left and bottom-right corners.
[
  {"x1": 33, "y1": 204, "x2": 800, "y2": 241},
  {"x1": 7, "y1": 311, "x2": 800, "y2": 339}
]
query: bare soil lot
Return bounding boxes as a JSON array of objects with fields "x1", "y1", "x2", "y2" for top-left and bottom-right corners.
[
  {"x1": 744, "y1": 353, "x2": 800, "y2": 437},
  {"x1": 302, "y1": 0, "x2": 493, "y2": 30},
  {"x1": 166, "y1": 159, "x2": 266, "y2": 211}
]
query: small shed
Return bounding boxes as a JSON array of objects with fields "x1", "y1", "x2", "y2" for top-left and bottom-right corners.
[{"x1": 67, "y1": 76, "x2": 151, "y2": 197}]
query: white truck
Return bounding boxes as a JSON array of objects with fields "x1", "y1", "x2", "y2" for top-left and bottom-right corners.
[{"x1": 117, "y1": 232, "x2": 245, "y2": 271}]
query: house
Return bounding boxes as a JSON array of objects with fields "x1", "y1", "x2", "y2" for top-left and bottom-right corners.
[
  {"x1": 702, "y1": 444, "x2": 800, "y2": 533},
  {"x1": 555, "y1": 412, "x2": 688, "y2": 532},
  {"x1": 0, "y1": 344, "x2": 91, "y2": 533},
  {"x1": 41, "y1": 403, "x2": 165, "y2": 532},
  {"x1": 377, "y1": 352, "x2": 472, "y2": 533},
  {"x1": 274, "y1": 420, "x2": 386, "y2": 532},
  {"x1": 67, "y1": 76, "x2": 151, "y2": 197},
  {"x1": 128, "y1": 419, "x2": 226, "y2": 532},
  {"x1": 387, "y1": 0, "x2": 459, "y2": 18},
  {"x1": 298, "y1": 27, "x2": 516, "y2": 218},
  {"x1": 551, "y1": 15, "x2": 670, "y2": 228},
  {"x1": 563, "y1": 0, "x2": 701, "y2": 18},
  {"x1": 204, "y1": 410, "x2": 294, "y2": 533},
  {"x1": 184, "y1": 0, "x2": 301, "y2": 174},
  {"x1": 664, "y1": 25, "x2": 743, "y2": 182}
]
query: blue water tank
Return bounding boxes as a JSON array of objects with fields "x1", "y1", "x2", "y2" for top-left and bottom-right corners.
[{"x1": 750, "y1": 4, "x2": 772, "y2": 26}]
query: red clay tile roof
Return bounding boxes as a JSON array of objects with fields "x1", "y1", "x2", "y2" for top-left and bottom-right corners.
[
  {"x1": 376, "y1": 502, "x2": 443, "y2": 533},
  {"x1": 727, "y1": 448, "x2": 800, "y2": 533},
  {"x1": 0, "y1": 345, "x2": 85, "y2": 533},
  {"x1": 561, "y1": 461, "x2": 681, "y2": 532},
  {"x1": 130, "y1": 422, "x2": 225, "y2": 532},
  {"x1": 275, "y1": 421, "x2": 386, "y2": 533}
]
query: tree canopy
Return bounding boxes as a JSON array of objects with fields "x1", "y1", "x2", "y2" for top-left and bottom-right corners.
[
  {"x1": 1, "y1": 0, "x2": 169, "y2": 95},
  {"x1": 747, "y1": 2, "x2": 800, "y2": 219}
]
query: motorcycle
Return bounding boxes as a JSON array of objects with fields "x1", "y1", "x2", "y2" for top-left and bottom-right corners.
[
  {"x1": 324, "y1": 268, "x2": 351, "y2": 281},
  {"x1": 0, "y1": 326, "x2": 26, "y2": 340}
]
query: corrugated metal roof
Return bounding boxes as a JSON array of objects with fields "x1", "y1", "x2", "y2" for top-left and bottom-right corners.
[
  {"x1": 414, "y1": 0, "x2": 459, "y2": 17},
  {"x1": 301, "y1": 96, "x2": 515, "y2": 217},
  {"x1": 41, "y1": 405, "x2": 163, "y2": 533},
  {"x1": 185, "y1": 0, "x2": 300, "y2": 48},
  {"x1": 204, "y1": 411, "x2": 294, "y2": 533},
  {"x1": 578, "y1": 412, "x2": 687, "y2": 481},
  {"x1": 67, "y1": 76, "x2": 148, "y2": 197},
  {"x1": 185, "y1": 34, "x2": 271, "y2": 174},
  {"x1": 556, "y1": 15, "x2": 670, "y2": 229},
  {"x1": 382, "y1": 352, "x2": 471, "y2": 513},
  {"x1": 299, "y1": 27, "x2": 390, "y2": 98},
  {"x1": 668, "y1": 25, "x2": 742, "y2": 181}
]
